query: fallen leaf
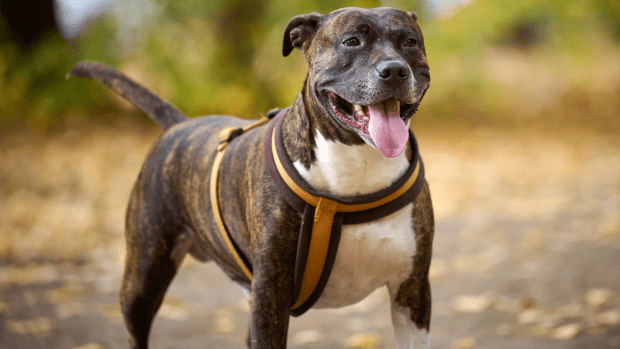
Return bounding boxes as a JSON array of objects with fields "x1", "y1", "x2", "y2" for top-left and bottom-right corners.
[
  {"x1": 551, "y1": 323, "x2": 582, "y2": 340},
  {"x1": 73, "y1": 344, "x2": 105, "y2": 349},
  {"x1": 97, "y1": 303, "x2": 122, "y2": 318},
  {"x1": 591, "y1": 310, "x2": 620, "y2": 326},
  {"x1": 55, "y1": 301, "x2": 87, "y2": 319},
  {"x1": 292, "y1": 330, "x2": 322, "y2": 345},
  {"x1": 5, "y1": 317, "x2": 52, "y2": 336},
  {"x1": 451, "y1": 294, "x2": 494, "y2": 313},
  {"x1": 451, "y1": 336, "x2": 475, "y2": 349},
  {"x1": 45, "y1": 283, "x2": 86, "y2": 304},
  {"x1": 517, "y1": 309, "x2": 545, "y2": 325},
  {"x1": 345, "y1": 333, "x2": 381, "y2": 348},
  {"x1": 0, "y1": 265, "x2": 59, "y2": 285},
  {"x1": 585, "y1": 288, "x2": 613, "y2": 307},
  {"x1": 429, "y1": 258, "x2": 449, "y2": 279}
]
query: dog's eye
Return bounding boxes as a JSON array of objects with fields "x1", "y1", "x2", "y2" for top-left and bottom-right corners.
[
  {"x1": 343, "y1": 37, "x2": 360, "y2": 47},
  {"x1": 404, "y1": 38, "x2": 418, "y2": 48}
]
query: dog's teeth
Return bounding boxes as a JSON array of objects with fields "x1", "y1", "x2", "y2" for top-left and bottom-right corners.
[{"x1": 354, "y1": 104, "x2": 367, "y2": 117}]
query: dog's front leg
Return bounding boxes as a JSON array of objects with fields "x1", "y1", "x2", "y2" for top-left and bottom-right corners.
[
  {"x1": 387, "y1": 182, "x2": 434, "y2": 348},
  {"x1": 248, "y1": 230, "x2": 297, "y2": 349},
  {"x1": 388, "y1": 279, "x2": 431, "y2": 349},
  {"x1": 249, "y1": 272, "x2": 293, "y2": 348}
]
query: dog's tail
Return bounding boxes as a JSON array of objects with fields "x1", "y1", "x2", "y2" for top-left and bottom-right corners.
[{"x1": 68, "y1": 61, "x2": 188, "y2": 130}]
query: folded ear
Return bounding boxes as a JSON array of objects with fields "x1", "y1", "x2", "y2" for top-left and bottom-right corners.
[
  {"x1": 282, "y1": 13, "x2": 322, "y2": 57},
  {"x1": 408, "y1": 12, "x2": 418, "y2": 21}
]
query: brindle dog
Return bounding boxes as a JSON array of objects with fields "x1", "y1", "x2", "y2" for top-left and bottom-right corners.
[{"x1": 70, "y1": 7, "x2": 433, "y2": 349}]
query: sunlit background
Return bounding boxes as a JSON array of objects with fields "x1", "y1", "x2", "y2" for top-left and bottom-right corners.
[{"x1": 1, "y1": 0, "x2": 619, "y2": 348}]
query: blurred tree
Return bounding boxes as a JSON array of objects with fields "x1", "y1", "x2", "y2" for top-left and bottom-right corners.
[
  {"x1": 0, "y1": 0, "x2": 122, "y2": 131},
  {"x1": 596, "y1": 0, "x2": 620, "y2": 41},
  {"x1": 0, "y1": 0, "x2": 58, "y2": 48},
  {"x1": 0, "y1": 0, "x2": 69, "y2": 130}
]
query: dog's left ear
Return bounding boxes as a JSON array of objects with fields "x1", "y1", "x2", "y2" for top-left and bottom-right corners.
[
  {"x1": 283, "y1": 13, "x2": 322, "y2": 57},
  {"x1": 407, "y1": 12, "x2": 418, "y2": 21}
]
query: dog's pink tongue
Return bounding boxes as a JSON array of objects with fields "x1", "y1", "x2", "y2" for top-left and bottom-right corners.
[{"x1": 367, "y1": 98, "x2": 409, "y2": 158}]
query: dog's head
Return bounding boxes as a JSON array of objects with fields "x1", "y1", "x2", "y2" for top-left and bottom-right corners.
[{"x1": 283, "y1": 7, "x2": 430, "y2": 158}]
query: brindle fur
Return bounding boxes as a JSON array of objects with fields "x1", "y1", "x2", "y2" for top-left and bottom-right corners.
[{"x1": 69, "y1": 7, "x2": 433, "y2": 349}]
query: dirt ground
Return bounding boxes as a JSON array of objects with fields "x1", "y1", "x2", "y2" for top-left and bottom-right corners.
[{"x1": 0, "y1": 120, "x2": 619, "y2": 349}]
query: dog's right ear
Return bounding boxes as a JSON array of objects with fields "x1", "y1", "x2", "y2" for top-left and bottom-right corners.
[{"x1": 282, "y1": 13, "x2": 322, "y2": 57}]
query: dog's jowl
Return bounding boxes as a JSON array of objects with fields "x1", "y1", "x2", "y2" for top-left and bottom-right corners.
[{"x1": 70, "y1": 6, "x2": 433, "y2": 349}]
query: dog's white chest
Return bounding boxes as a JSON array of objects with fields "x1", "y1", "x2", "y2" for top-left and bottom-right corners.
[
  {"x1": 315, "y1": 204, "x2": 415, "y2": 308},
  {"x1": 294, "y1": 131, "x2": 416, "y2": 308}
]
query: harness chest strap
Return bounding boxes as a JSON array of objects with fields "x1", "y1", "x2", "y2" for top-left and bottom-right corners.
[{"x1": 211, "y1": 108, "x2": 425, "y2": 316}]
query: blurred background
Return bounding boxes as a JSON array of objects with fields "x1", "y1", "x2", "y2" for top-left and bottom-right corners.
[{"x1": 0, "y1": 0, "x2": 619, "y2": 348}]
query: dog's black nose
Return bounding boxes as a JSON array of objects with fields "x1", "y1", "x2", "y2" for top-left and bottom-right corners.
[{"x1": 376, "y1": 60, "x2": 409, "y2": 83}]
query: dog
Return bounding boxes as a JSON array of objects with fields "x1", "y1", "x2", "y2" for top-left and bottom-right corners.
[{"x1": 70, "y1": 7, "x2": 433, "y2": 349}]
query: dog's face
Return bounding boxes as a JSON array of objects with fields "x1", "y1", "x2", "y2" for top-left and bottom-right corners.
[{"x1": 283, "y1": 7, "x2": 430, "y2": 158}]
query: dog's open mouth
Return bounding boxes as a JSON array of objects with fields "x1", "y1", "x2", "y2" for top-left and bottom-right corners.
[{"x1": 328, "y1": 92, "x2": 415, "y2": 158}]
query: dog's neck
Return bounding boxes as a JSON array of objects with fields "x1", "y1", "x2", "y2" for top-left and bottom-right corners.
[{"x1": 281, "y1": 83, "x2": 411, "y2": 198}]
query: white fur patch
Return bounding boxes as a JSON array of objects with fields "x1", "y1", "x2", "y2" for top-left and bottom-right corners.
[
  {"x1": 294, "y1": 131, "x2": 410, "y2": 197},
  {"x1": 390, "y1": 304, "x2": 429, "y2": 349},
  {"x1": 314, "y1": 202, "x2": 415, "y2": 308},
  {"x1": 292, "y1": 131, "x2": 416, "y2": 308}
]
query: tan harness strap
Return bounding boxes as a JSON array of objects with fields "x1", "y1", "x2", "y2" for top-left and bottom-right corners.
[
  {"x1": 291, "y1": 197, "x2": 338, "y2": 309},
  {"x1": 217, "y1": 117, "x2": 271, "y2": 151},
  {"x1": 210, "y1": 117, "x2": 271, "y2": 282},
  {"x1": 270, "y1": 130, "x2": 421, "y2": 212}
]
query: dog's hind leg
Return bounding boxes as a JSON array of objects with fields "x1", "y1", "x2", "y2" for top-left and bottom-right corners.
[{"x1": 120, "y1": 182, "x2": 192, "y2": 349}]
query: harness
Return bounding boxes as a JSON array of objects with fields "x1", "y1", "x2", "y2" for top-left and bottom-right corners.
[{"x1": 210, "y1": 108, "x2": 425, "y2": 316}]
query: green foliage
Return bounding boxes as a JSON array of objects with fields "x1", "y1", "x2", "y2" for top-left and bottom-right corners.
[
  {"x1": 416, "y1": 0, "x2": 620, "y2": 127},
  {"x1": 0, "y1": 0, "x2": 618, "y2": 133},
  {"x1": 0, "y1": 15, "x2": 123, "y2": 131}
]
